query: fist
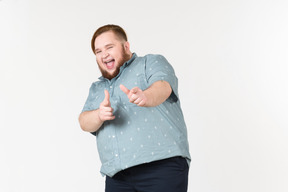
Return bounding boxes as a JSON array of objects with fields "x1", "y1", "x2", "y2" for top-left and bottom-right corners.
[
  {"x1": 98, "y1": 90, "x2": 115, "y2": 121},
  {"x1": 120, "y1": 84, "x2": 147, "y2": 107}
]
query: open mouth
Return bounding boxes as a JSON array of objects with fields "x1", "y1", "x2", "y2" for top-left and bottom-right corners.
[{"x1": 104, "y1": 59, "x2": 115, "y2": 69}]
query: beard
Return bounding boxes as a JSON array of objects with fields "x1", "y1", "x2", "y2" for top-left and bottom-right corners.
[{"x1": 97, "y1": 47, "x2": 131, "y2": 80}]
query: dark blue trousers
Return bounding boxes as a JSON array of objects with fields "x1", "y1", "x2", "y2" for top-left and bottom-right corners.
[{"x1": 105, "y1": 156, "x2": 189, "y2": 192}]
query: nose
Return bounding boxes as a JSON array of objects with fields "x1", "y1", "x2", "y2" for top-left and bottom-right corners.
[{"x1": 101, "y1": 51, "x2": 109, "y2": 59}]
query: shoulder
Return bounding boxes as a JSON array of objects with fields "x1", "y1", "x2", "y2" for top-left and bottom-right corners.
[
  {"x1": 142, "y1": 54, "x2": 170, "y2": 66},
  {"x1": 144, "y1": 54, "x2": 167, "y2": 61},
  {"x1": 89, "y1": 80, "x2": 106, "y2": 91},
  {"x1": 133, "y1": 54, "x2": 168, "y2": 63},
  {"x1": 91, "y1": 80, "x2": 101, "y2": 87}
]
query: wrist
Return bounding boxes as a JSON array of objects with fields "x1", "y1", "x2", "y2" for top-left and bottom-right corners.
[{"x1": 143, "y1": 90, "x2": 154, "y2": 107}]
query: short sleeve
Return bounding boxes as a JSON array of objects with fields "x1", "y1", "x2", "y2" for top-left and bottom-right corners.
[
  {"x1": 81, "y1": 82, "x2": 105, "y2": 136},
  {"x1": 82, "y1": 82, "x2": 104, "y2": 112},
  {"x1": 145, "y1": 54, "x2": 179, "y2": 102}
]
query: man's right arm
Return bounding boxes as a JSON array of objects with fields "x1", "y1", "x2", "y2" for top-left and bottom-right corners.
[
  {"x1": 79, "y1": 109, "x2": 103, "y2": 133},
  {"x1": 79, "y1": 90, "x2": 115, "y2": 133}
]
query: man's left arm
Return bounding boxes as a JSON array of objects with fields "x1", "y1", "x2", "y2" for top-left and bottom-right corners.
[{"x1": 120, "y1": 80, "x2": 172, "y2": 107}]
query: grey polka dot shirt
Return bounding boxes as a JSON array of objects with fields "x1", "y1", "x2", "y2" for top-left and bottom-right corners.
[{"x1": 82, "y1": 53, "x2": 191, "y2": 177}]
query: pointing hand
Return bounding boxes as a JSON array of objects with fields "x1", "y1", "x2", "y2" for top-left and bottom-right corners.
[
  {"x1": 98, "y1": 90, "x2": 115, "y2": 121},
  {"x1": 120, "y1": 84, "x2": 147, "y2": 107}
]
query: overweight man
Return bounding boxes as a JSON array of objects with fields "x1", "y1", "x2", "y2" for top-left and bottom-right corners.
[{"x1": 79, "y1": 24, "x2": 191, "y2": 192}]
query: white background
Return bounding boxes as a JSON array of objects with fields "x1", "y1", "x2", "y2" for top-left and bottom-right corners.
[{"x1": 1, "y1": 0, "x2": 288, "y2": 191}]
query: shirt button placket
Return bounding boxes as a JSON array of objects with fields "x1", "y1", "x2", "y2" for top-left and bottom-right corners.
[{"x1": 109, "y1": 81, "x2": 120, "y2": 168}]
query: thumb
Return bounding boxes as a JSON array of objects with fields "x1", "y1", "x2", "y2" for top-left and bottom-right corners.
[
  {"x1": 103, "y1": 89, "x2": 111, "y2": 106},
  {"x1": 130, "y1": 87, "x2": 138, "y2": 94},
  {"x1": 120, "y1": 84, "x2": 130, "y2": 95}
]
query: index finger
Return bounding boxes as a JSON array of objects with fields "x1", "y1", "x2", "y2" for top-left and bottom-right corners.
[
  {"x1": 103, "y1": 89, "x2": 111, "y2": 106},
  {"x1": 120, "y1": 84, "x2": 130, "y2": 95}
]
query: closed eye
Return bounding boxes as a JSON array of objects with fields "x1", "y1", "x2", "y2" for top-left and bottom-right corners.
[{"x1": 105, "y1": 43, "x2": 114, "y2": 50}]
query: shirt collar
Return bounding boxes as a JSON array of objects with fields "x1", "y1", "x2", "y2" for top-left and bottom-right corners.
[{"x1": 123, "y1": 52, "x2": 137, "y2": 68}]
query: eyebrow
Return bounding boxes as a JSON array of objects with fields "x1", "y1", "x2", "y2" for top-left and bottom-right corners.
[
  {"x1": 95, "y1": 43, "x2": 115, "y2": 52},
  {"x1": 105, "y1": 43, "x2": 114, "y2": 47}
]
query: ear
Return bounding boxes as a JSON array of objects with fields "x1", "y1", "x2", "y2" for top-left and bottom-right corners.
[{"x1": 124, "y1": 41, "x2": 130, "y2": 51}]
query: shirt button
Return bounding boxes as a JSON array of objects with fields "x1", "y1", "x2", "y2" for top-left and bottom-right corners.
[
  {"x1": 115, "y1": 154, "x2": 118, "y2": 157},
  {"x1": 110, "y1": 86, "x2": 113, "y2": 89}
]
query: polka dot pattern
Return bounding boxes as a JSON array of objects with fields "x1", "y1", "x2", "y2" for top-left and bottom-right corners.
[{"x1": 81, "y1": 53, "x2": 190, "y2": 177}]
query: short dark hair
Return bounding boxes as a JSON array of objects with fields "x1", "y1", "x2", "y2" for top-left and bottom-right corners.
[{"x1": 91, "y1": 24, "x2": 128, "y2": 54}]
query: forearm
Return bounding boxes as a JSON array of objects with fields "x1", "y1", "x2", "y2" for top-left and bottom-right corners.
[
  {"x1": 143, "y1": 80, "x2": 172, "y2": 107},
  {"x1": 78, "y1": 110, "x2": 104, "y2": 133}
]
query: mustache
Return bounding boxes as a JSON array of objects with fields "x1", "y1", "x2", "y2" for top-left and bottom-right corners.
[{"x1": 97, "y1": 52, "x2": 131, "y2": 80}]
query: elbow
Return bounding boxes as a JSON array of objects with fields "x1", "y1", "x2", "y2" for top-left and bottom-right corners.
[
  {"x1": 78, "y1": 113, "x2": 87, "y2": 132},
  {"x1": 166, "y1": 85, "x2": 173, "y2": 99},
  {"x1": 78, "y1": 111, "x2": 101, "y2": 133},
  {"x1": 162, "y1": 82, "x2": 173, "y2": 103}
]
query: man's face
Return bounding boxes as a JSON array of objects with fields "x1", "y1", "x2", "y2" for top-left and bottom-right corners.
[{"x1": 94, "y1": 31, "x2": 131, "y2": 80}]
